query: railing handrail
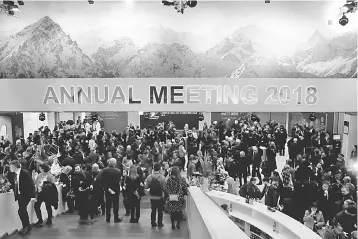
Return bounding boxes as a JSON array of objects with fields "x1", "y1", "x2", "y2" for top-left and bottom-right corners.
[
  {"x1": 188, "y1": 186, "x2": 249, "y2": 239},
  {"x1": 207, "y1": 190, "x2": 322, "y2": 239}
]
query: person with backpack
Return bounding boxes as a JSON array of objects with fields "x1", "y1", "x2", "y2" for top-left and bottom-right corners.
[{"x1": 145, "y1": 163, "x2": 166, "y2": 228}]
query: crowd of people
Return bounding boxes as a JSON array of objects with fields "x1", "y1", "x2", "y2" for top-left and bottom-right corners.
[{"x1": 0, "y1": 113, "x2": 356, "y2": 239}]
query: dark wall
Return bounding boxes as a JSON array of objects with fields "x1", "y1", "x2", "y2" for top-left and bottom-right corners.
[
  {"x1": 140, "y1": 112, "x2": 199, "y2": 129},
  {"x1": 99, "y1": 112, "x2": 128, "y2": 134},
  {"x1": 288, "y1": 113, "x2": 334, "y2": 132},
  {"x1": 10, "y1": 113, "x2": 24, "y2": 140},
  {"x1": 211, "y1": 112, "x2": 287, "y2": 126}
]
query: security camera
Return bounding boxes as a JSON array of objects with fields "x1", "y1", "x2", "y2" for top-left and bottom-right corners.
[
  {"x1": 339, "y1": 14, "x2": 349, "y2": 26},
  {"x1": 187, "y1": 0, "x2": 197, "y2": 7}
]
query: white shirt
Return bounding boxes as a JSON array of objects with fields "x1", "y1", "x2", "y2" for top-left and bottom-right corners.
[
  {"x1": 95, "y1": 122, "x2": 101, "y2": 133},
  {"x1": 89, "y1": 139, "x2": 97, "y2": 149},
  {"x1": 15, "y1": 169, "x2": 21, "y2": 194},
  {"x1": 85, "y1": 123, "x2": 91, "y2": 133}
]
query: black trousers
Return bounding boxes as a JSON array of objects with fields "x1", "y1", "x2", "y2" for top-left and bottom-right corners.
[
  {"x1": 105, "y1": 193, "x2": 120, "y2": 220},
  {"x1": 238, "y1": 171, "x2": 247, "y2": 186},
  {"x1": 252, "y1": 164, "x2": 262, "y2": 181},
  {"x1": 129, "y1": 197, "x2": 141, "y2": 220},
  {"x1": 123, "y1": 194, "x2": 130, "y2": 214},
  {"x1": 278, "y1": 144, "x2": 285, "y2": 156},
  {"x1": 150, "y1": 199, "x2": 164, "y2": 224},
  {"x1": 34, "y1": 194, "x2": 52, "y2": 222},
  {"x1": 17, "y1": 195, "x2": 31, "y2": 228},
  {"x1": 170, "y1": 211, "x2": 182, "y2": 225},
  {"x1": 66, "y1": 197, "x2": 75, "y2": 212},
  {"x1": 77, "y1": 192, "x2": 90, "y2": 220}
]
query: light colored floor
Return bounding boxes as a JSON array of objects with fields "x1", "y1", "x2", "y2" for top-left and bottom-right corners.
[{"x1": 7, "y1": 196, "x2": 189, "y2": 239}]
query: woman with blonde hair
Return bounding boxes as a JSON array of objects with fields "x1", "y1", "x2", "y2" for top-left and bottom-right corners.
[{"x1": 122, "y1": 165, "x2": 144, "y2": 223}]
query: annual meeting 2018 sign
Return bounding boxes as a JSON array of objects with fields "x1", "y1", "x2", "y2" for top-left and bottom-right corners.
[
  {"x1": 0, "y1": 78, "x2": 356, "y2": 112},
  {"x1": 43, "y1": 84, "x2": 318, "y2": 106}
]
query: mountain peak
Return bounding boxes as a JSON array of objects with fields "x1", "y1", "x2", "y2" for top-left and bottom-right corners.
[
  {"x1": 231, "y1": 25, "x2": 262, "y2": 42},
  {"x1": 307, "y1": 30, "x2": 327, "y2": 48},
  {"x1": 39, "y1": 16, "x2": 53, "y2": 22}
]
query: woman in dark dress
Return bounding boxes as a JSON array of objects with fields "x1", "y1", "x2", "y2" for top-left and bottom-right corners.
[{"x1": 122, "y1": 165, "x2": 143, "y2": 223}]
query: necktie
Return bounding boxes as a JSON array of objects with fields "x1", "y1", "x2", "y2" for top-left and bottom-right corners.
[{"x1": 14, "y1": 175, "x2": 19, "y2": 195}]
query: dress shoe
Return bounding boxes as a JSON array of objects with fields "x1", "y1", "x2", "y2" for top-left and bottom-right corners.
[
  {"x1": 114, "y1": 217, "x2": 123, "y2": 223},
  {"x1": 46, "y1": 220, "x2": 52, "y2": 225},
  {"x1": 106, "y1": 218, "x2": 110, "y2": 223},
  {"x1": 130, "y1": 218, "x2": 136, "y2": 223},
  {"x1": 151, "y1": 222, "x2": 158, "y2": 227},
  {"x1": 19, "y1": 227, "x2": 30, "y2": 235},
  {"x1": 79, "y1": 219, "x2": 89, "y2": 224},
  {"x1": 34, "y1": 220, "x2": 43, "y2": 226},
  {"x1": 158, "y1": 222, "x2": 164, "y2": 228}
]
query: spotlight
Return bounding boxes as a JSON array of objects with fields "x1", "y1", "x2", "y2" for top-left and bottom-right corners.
[
  {"x1": 197, "y1": 112, "x2": 204, "y2": 121},
  {"x1": 339, "y1": 14, "x2": 349, "y2": 26}
]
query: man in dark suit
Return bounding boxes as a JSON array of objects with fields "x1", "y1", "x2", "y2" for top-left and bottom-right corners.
[
  {"x1": 7, "y1": 160, "x2": 35, "y2": 235},
  {"x1": 96, "y1": 158, "x2": 123, "y2": 223}
]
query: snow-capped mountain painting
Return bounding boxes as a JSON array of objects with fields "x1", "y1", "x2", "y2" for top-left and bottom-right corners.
[{"x1": 0, "y1": 1, "x2": 356, "y2": 78}]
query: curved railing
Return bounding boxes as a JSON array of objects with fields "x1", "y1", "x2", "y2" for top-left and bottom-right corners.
[
  {"x1": 207, "y1": 190, "x2": 322, "y2": 239},
  {"x1": 187, "y1": 186, "x2": 249, "y2": 239}
]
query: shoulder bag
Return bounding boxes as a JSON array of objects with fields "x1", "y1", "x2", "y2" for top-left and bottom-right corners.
[{"x1": 169, "y1": 179, "x2": 181, "y2": 202}]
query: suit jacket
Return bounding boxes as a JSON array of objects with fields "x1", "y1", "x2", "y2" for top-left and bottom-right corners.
[
  {"x1": 265, "y1": 185, "x2": 280, "y2": 207},
  {"x1": 96, "y1": 167, "x2": 122, "y2": 194},
  {"x1": 7, "y1": 169, "x2": 35, "y2": 201},
  {"x1": 322, "y1": 227, "x2": 347, "y2": 239},
  {"x1": 303, "y1": 210, "x2": 325, "y2": 230}
]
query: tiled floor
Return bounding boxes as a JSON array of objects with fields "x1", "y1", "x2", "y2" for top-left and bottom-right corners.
[{"x1": 7, "y1": 196, "x2": 189, "y2": 239}]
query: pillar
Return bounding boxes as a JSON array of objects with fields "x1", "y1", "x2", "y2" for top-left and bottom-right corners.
[
  {"x1": 128, "y1": 112, "x2": 140, "y2": 127},
  {"x1": 198, "y1": 112, "x2": 211, "y2": 131}
]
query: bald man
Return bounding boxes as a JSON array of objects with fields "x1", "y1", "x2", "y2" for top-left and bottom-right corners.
[{"x1": 96, "y1": 158, "x2": 123, "y2": 223}]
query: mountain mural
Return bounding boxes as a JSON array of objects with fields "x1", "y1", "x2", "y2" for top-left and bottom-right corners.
[
  {"x1": 0, "y1": 16, "x2": 356, "y2": 78},
  {"x1": 0, "y1": 16, "x2": 92, "y2": 78}
]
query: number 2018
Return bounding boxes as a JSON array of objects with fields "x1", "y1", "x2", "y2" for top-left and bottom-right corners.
[{"x1": 265, "y1": 86, "x2": 317, "y2": 105}]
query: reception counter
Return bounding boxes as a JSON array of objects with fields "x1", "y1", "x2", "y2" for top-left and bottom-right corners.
[
  {"x1": 0, "y1": 184, "x2": 67, "y2": 238},
  {"x1": 187, "y1": 186, "x2": 249, "y2": 239},
  {"x1": 207, "y1": 190, "x2": 322, "y2": 239}
]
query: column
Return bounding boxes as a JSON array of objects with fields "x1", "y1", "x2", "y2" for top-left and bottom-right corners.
[
  {"x1": 198, "y1": 112, "x2": 211, "y2": 131},
  {"x1": 128, "y1": 112, "x2": 140, "y2": 127},
  {"x1": 46, "y1": 112, "x2": 56, "y2": 130}
]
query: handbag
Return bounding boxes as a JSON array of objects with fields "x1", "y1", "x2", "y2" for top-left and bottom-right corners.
[
  {"x1": 169, "y1": 179, "x2": 181, "y2": 202},
  {"x1": 138, "y1": 185, "x2": 145, "y2": 197},
  {"x1": 169, "y1": 194, "x2": 179, "y2": 201}
]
